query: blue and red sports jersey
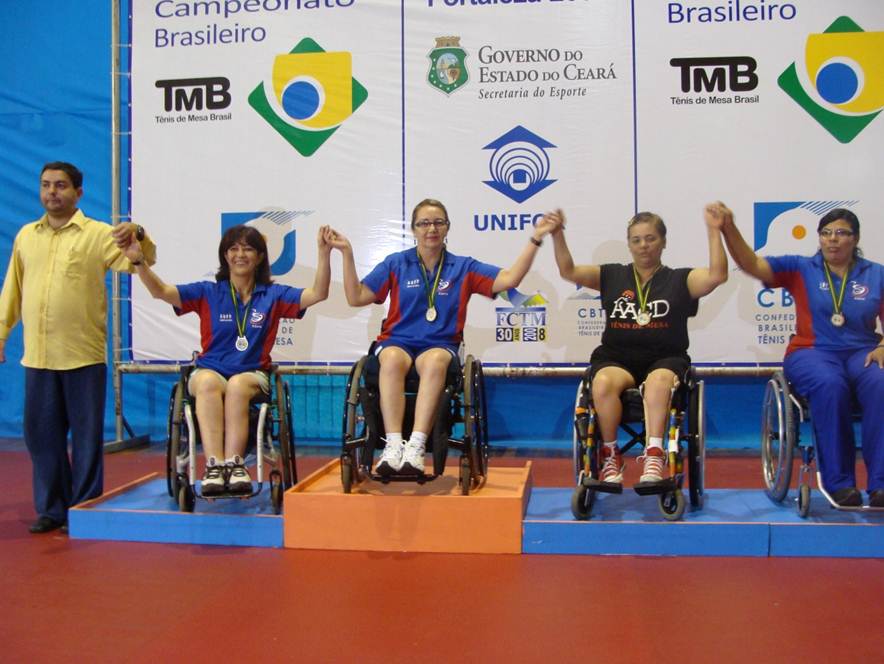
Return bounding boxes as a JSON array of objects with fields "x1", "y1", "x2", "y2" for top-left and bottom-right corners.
[
  {"x1": 766, "y1": 253, "x2": 884, "y2": 356},
  {"x1": 175, "y1": 280, "x2": 305, "y2": 377},
  {"x1": 362, "y1": 248, "x2": 500, "y2": 348}
]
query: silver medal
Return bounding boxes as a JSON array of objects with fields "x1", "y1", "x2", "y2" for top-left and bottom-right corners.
[
  {"x1": 830, "y1": 313, "x2": 845, "y2": 327},
  {"x1": 636, "y1": 311, "x2": 651, "y2": 327},
  {"x1": 426, "y1": 307, "x2": 437, "y2": 323},
  {"x1": 235, "y1": 335, "x2": 249, "y2": 351}
]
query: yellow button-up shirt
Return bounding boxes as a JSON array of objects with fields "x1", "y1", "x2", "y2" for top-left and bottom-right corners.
[{"x1": 0, "y1": 210, "x2": 157, "y2": 370}]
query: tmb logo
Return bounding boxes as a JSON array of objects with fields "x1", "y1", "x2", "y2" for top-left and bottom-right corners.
[
  {"x1": 156, "y1": 77, "x2": 231, "y2": 112},
  {"x1": 669, "y1": 57, "x2": 758, "y2": 93}
]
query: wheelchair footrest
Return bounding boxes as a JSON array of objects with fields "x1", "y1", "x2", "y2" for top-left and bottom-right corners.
[
  {"x1": 634, "y1": 477, "x2": 678, "y2": 496},
  {"x1": 582, "y1": 477, "x2": 624, "y2": 494},
  {"x1": 370, "y1": 471, "x2": 436, "y2": 485}
]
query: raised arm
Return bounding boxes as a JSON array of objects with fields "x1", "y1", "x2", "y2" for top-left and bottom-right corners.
[
  {"x1": 548, "y1": 209, "x2": 601, "y2": 290},
  {"x1": 300, "y1": 225, "x2": 333, "y2": 308},
  {"x1": 327, "y1": 230, "x2": 377, "y2": 307},
  {"x1": 686, "y1": 202, "x2": 730, "y2": 299},
  {"x1": 491, "y1": 213, "x2": 560, "y2": 293},
  {"x1": 122, "y1": 238, "x2": 181, "y2": 307},
  {"x1": 719, "y1": 205, "x2": 775, "y2": 284}
]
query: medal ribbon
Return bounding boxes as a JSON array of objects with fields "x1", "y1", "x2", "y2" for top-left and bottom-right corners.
[
  {"x1": 822, "y1": 261, "x2": 849, "y2": 320},
  {"x1": 229, "y1": 282, "x2": 252, "y2": 340},
  {"x1": 418, "y1": 249, "x2": 445, "y2": 314},
  {"x1": 632, "y1": 264, "x2": 657, "y2": 318}
]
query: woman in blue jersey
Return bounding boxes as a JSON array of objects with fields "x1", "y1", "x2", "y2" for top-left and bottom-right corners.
[
  {"x1": 721, "y1": 208, "x2": 884, "y2": 507},
  {"x1": 124, "y1": 224, "x2": 336, "y2": 495},
  {"x1": 331, "y1": 198, "x2": 559, "y2": 476}
]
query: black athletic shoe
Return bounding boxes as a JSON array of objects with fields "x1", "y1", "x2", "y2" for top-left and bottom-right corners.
[
  {"x1": 831, "y1": 486, "x2": 862, "y2": 507},
  {"x1": 868, "y1": 489, "x2": 884, "y2": 508}
]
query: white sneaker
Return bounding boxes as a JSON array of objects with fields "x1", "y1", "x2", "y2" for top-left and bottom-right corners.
[
  {"x1": 374, "y1": 441, "x2": 404, "y2": 476},
  {"x1": 400, "y1": 440, "x2": 426, "y2": 474},
  {"x1": 201, "y1": 458, "x2": 225, "y2": 496},
  {"x1": 226, "y1": 455, "x2": 252, "y2": 494}
]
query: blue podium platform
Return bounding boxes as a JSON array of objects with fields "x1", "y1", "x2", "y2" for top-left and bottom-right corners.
[
  {"x1": 523, "y1": 488, "x2": 884, "y2": 557},
  {"x1": 69, "y1": 474, "x2": 283, "y2": 548}
]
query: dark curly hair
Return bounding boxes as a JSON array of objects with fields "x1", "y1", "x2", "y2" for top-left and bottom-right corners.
[{"x1": 215, "y1": 224, "x2": 272, "y2": 285}]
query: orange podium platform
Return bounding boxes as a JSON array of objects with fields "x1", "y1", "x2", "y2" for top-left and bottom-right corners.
[{"x1": 283, "y1": 460, "x2": 532, "y2": 554}]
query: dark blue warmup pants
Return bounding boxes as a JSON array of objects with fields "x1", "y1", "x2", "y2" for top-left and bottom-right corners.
[
  {"x1": 784, "y1": 347, "x2": 884, "y2": 494},
  {"x1": 24, "y1": 364, "x2": 106, "y2": 522}
]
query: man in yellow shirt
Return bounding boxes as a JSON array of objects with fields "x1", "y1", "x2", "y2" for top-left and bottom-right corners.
[{"x1": 0, "y1": 162, "x2": 156, "y2": 534}]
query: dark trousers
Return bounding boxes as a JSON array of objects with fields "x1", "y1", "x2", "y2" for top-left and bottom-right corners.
[
  {"x1": 784, "y1": 347, "x2": 884, "y2": 493},
  {"x1": 24, "y1": 364, "x2": 106, "y2": 522}
]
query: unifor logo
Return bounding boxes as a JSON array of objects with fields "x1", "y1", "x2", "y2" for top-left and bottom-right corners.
[
  {"x1": 221, "y1": 209, "x2": 315, "y2": 276},
  {"x1": 428, "y1": 36, "x2": 469, "y2": 95},
  {"x1": 483, "y1": 126, "x2": 556, "y2": 203},
  {"x1": 753, "y1": 201, "x2": 858, "y2": 254},
  {"x1": 778, "y1": 16, "x2": 883, "y2": 143},
  {"x1": 248, "y1": 38, "x2": 368, "y2": 156}
]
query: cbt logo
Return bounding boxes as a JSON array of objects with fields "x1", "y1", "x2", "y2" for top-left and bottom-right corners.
[
  {"x1": 778, "y1": 16, "x2": 884, "y2": 143},
  {"x1": 753, "y1": 200, "x2": 857, "y2": 311},
  {"x1": 248, "y1": 38, "x2": 368, "y2": 156},
  {"x1": 428, "y1": 36, "x2": 469, "y2": 95},
  {"x1": 495, "y1": 288, "x2": 548, "y2": 343},
  {"x1": 221, "y1": 209, "x2": 315, "y2": 276},
  {"x1": 483, "y1": 126, "x2": 556, "y2": 203},
  {"x1": 753, "y1": 200, "x2": 858, "y2": 254}
]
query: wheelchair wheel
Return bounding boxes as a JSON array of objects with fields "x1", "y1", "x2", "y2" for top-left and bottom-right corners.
[
  {"x1": 687, "y1": 379, "x2": 706, "y2": 509},
  {"x1": 177, "y1": 481, "x2": 195, "y2": 513},
  {"x1": 462, "y1": 355, "x2": 488, "y2": 492},
  {"x1": 659, "y1": 489, "x2": 686, "y2": 521},
  {"x1": 761, "y1": 371, "x2": 796, "y2": 503},
  {"x1": 341, "y1": 454, "x2": 354, "y2": 494},
  {"x1": 342, "y1": 356, "x2": 371, "y2": 483},
  {"x1": 431, "y1": 390, "x2": 451, "y2": 477},
  {"x1": 459, "y1": 454, "x2": 471, "y2": 496},
  {"x1": 275, "y1": 374, "x2": 297, "y2": 488},
  {"x1": 166, "y1": 378, "x2": 187, "y2": 498},
  {"x1": 573, "y1": 379, "x2": 585, "y2": 484},
  {"x1": 797, "y1": 483, "x2": 811, "y2": 519},
  {"x1": 570, "y1": 484, "x2": 595, "y2": 520},
  {"x1": 270, "y1": 470, "x2": 284, "y2": 515}
]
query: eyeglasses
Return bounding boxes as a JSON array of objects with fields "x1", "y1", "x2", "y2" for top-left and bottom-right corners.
[
  {"x1": 819, "y1": 229, "x2": 854, "y2": 238},
  {"x1": 414, "y1": 219, "x2": 449, "y2": 230}
]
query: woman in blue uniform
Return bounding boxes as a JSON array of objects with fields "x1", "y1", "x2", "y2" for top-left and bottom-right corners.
[
  {"x1": 330, "y1": 199, "x2": 559, "y2": 476},
  {"x1": 546, "y1": 203, "x2": 729, "y2": 487},
  {"x1": 124, "y1": 224, "x2": 336, "y2": 494},
  {"x1": 721, "y1": 208, "x2": 884, "y2": 506}
]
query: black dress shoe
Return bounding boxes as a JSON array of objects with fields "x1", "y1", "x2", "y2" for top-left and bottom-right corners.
[
  {"x1": 869, "y1": 490, "x2": 884, "y2": 508},
  {"x1": 831, "y1": 487, "x2": 863, "y2": 507},
  {"x1": 28, "y1": 516, "x2": 64, "y2": 534},
  {"x1": 59, "y1": 522, "x2": 69, "y2": 534}
]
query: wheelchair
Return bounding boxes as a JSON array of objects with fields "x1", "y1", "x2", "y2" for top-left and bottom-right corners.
[
  {"x1": 165, "y1": 365, "x2": 297, "y2": 515},
  {"x1": 340, "y1": 347, "x2": 489, "y2": 495},
  {"x1": 760, "y1": 370, "x2": 881, "y2": 517},
  {"x1": 571, "y1": 367, "x2": 706, "y2": 521}
]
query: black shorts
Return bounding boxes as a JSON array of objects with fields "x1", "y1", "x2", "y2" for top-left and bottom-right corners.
[{"x1": 589, "y1": 345, "x2": 690, "y2": 386}]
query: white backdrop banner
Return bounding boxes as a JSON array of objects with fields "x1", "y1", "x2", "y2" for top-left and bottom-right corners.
[{"x1": 131, "y1": 0, "x2": 884, "y2": 365}]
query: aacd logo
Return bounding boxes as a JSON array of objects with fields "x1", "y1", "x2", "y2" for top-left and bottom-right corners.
[
  {"x1": 249, "y1": 38, "x2": 368, "y2": 156},
  {"x1": 483, "y1": 126, "x2": 556, "y2": 203},
  {"x1": 778, "y1": 16, "x2": 884, "y2": 143}
]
